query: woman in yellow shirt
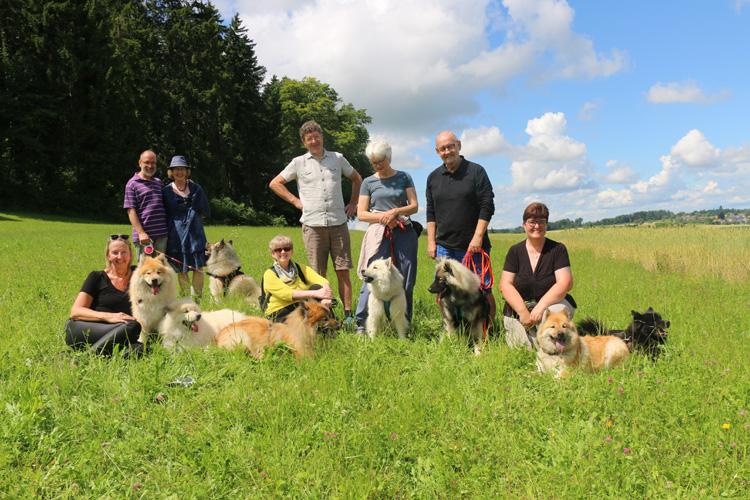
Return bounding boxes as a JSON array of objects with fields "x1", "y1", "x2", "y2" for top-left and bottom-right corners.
[{"x1": 262, "y1": 235, "x2": 333, "y2": 322}]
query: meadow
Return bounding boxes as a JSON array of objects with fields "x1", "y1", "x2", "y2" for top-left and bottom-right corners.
[{"x1": 1, "y1": 212, "x2": 749, "y2": 499}]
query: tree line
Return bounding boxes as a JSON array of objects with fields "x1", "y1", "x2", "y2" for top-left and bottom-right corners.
[{"x1": 0, "y1": 0, "x2": 372, "y2": 224}]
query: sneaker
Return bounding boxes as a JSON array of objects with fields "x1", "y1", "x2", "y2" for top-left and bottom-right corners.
[
  {"x1": 355, "y1": 326, "x2": 367, "y2": 336},
  {"x1": 343, "y1": 316, "x2": 356, "y2": 328}
]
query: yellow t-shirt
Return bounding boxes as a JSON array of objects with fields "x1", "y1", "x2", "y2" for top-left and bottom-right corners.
[{"x1": 262, "y1": 262, "x2": 329, "y2": 316}]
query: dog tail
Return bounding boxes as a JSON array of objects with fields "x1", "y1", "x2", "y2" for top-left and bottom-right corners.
[{"x1": 576, "y1": 317, "x2": 608, "y2": 336}]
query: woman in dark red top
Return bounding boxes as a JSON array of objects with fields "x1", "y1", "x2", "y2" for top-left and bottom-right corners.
[
  {"x1": 499, "y1": 202, "x2": 576, "y2": 350},
  {"x1": 64, "y1": 235, "x2": 143, "y2": 358}
]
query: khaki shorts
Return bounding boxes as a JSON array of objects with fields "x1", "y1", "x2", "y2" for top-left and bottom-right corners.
[{"x1": 302, "y1": 223, "x2": 353, "y2": 274}]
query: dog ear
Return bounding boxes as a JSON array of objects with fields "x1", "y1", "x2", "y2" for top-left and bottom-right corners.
[
  {"x1": 444, "y1": 261, "x2": 452, "y2": 275},
  {"x1": 299, "y1": 300, "x2": 309, "y2": 318},
  {"x1": 645, "y1": 307, "x2": 654, "y2": 313},
  {"x1": 138, "y1": 253, "x2": 146, "y2": 265},
  {"x1": 228, "y1": 240, "x2": 233, "y2": 246}
]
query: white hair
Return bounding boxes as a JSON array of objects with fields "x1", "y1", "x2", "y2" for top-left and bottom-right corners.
[{"x1": 365, "y1": 140, "x2": 392, "y2": 161}]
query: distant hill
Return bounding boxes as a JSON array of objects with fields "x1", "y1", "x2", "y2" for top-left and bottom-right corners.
[{"x1": 492, "y1": 206, "x2": 750, "y2": 234}]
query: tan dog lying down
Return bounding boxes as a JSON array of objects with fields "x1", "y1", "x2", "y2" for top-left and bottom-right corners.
[
  {"x1": 215, "y1": 300, "x2": 339, "y2": 360},
  {"x1": 536, "y1": 309, "x2": 629, "y2": 378}
]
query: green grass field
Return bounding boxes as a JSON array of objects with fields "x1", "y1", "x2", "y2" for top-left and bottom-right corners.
[{"x1": 1, "y1": 212, "x2": 749, "y2": 498}]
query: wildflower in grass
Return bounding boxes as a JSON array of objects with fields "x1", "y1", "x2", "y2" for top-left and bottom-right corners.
[
  {"x1": 618, "y1": 387, "x2": 623, "y2": 392},
  {"x1": 624, "y1": 448, "x2": 631, "y2": 454},
  {"x1": 608, "y1": 378, "x2": 613, "y2": 383},
  {"x1": 740, "y1": 412, "x2": 746, "y2": 416},
  {"x1": 156, "y1": 395, "x2": 163, "y2": 401},
  {"x1": 637, "y1": 371, "x2": 642, "y2": 376},
  {"x1": 505, "y1": 387, "x2": 510, "y2": 392},
  {"x1": 114, "y1": 398, "x2": 119, "y2": 402},
  {"x1": 102, "y1": 442, "x2": 108, "y2": 447},
  {"x1": 247, "y1": 395, "x2": 253, "y2": 399},
  {"x1": 732, "y1": 442, "x2": 737, "y2": 447},
  {"x1": 723, "y1": 423, "x2": 731, "y2": 429},
  {"x1": 474, "y1": 406, "x2": 479, "y2": 411},
  {"x1": 261, "y1": 472, "x2": 266, "y2": 478},
  {"x1": 666, "y1": 481, "x2": 673, "y2": 489},
  {"x1": 391, "y1": 433, "x2": 397, "y2": 439},
  {"x1": 133, "y1": 483, "x2": 141, "y2": 490},
  {"x1": 606, "y1": 437, "x2": 612, "y2": 442},
  {"x1": 657, "y1": 380, "x2": 662, "y2": 384}
]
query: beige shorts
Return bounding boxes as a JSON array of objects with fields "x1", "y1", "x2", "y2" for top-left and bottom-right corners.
[{"x1": 301, "y1": 223, "x2": 353, "y2": 274}]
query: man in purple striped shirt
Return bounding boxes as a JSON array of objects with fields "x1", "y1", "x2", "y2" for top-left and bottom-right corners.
[{"x1": 124, "y1": 150, "x2": 169, "y2": 260}]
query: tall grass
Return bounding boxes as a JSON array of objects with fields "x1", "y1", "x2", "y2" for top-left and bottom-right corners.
[
  {"x1": 1, "y1": 213, "x2": 749, "y2": 498},
  {"x1": 558, "y1": 225, "x2": 750, "y2": 283}
]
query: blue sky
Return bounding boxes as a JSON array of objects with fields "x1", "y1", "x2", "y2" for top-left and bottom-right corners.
[{"x1": 215, "y1": 0, "x2": 750, "y2": 228}]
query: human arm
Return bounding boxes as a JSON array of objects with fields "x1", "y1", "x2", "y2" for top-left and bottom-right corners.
[
  {"x1": 467, "y1": 219, "x2": 489, "y2": 254},
  {"x1": 499, "y1": 271, "x2": 535, "y2": 327},
  {"x1": 70, "y1": 292, "x2": 135, "y2": 323},
  {"x1": 269, "y1": 174, "x2": 303, "y2": 211},
  {"x1": 427, "y1": 222, "x2": 437, "y2": 259},
  {"x1": 345, "y1": 169, "x2": 362, "y2": 219},
  {"x1": 528, "y1": 267, "x2": 574, "y2": 324},
  {"x1": 126, "y1": 208, "x2": 150, "y2": 245}
]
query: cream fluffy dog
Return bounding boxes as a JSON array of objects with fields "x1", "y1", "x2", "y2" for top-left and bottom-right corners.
[
  {"x1": 130, "y1": 254, "x2": 178, "y2": 342},
  {"x1": 362, "y1": 258, "x2": 409, "y2": 340},
  {"x1": 205, "y1": 239, "x2": 261, "y2": 305},
  {"x1": 159, "y1": 298, "x2": 248, "y2": 350}
]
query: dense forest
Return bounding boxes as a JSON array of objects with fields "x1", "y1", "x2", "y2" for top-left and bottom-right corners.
[{"x1": 0, "y1": 0, "x2": 372, "y2": 224}]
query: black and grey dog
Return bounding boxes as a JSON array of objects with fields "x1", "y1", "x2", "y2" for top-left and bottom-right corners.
[
  {"x1": 428, "y1": 258, "x2": 490, "y2": 355},
  {"x1": 578, "y1": 307, "x2": 670, "y2": 359}
]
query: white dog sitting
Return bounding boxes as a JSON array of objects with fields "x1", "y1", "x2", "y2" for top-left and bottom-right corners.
[{"x1": 362, "y1": 258, "x2": 409, "y2": 340}]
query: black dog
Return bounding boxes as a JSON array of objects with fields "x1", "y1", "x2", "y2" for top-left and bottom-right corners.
[{"x1": 578, "y1": 307, "x2": 670, "y2": 359}]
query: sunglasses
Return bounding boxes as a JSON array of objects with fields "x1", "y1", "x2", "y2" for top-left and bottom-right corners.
[
  {"x1": 274, "y1": 247, "x2": 293, "y2": 253},
  {"x1": 176, "y1": 196, "x2": 193, "y2": 204},
  {"x1": 110, "y1": 234, "x2": 130, "y2": 240}
]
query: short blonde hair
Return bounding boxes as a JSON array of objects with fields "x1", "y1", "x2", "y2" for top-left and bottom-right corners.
[
  {"x1": 268, "y1": 235, "x2": 294, "y2": 253},
  {"x1": 105, "y1": 236, "x2": 134, "y2": 271}
]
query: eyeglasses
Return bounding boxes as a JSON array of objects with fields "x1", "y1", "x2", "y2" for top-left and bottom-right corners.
[
  {"x1": 526, "y1": 220, "x2": 547, "y2": 227},
  {"x1": 274, "y1": 247, "x2": 293, "y2": 253},
  {"x1": 436, "y1": 142, "x2": 458, "y2": 154},
  {"x1": 176, "y1": 196, "x2": 193, "y2": 204},
  {"x1": 371, "y1": 159, "x2": 387, "y2": 167},
  {"x1": 110, "y1": 234, "x2": 130, "y2": 240}
]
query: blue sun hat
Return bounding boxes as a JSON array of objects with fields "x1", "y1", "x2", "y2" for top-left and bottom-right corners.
[{"x1": 168, "y1": 155, "x2": 190, "y2": 169}]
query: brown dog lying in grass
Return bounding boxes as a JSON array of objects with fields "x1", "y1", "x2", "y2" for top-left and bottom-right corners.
[
  {"x1": 536, "y1": 309, "x2": 629, "y2": 378},
  {"x1": 215, "y1": 300, "x2": 338, "y2": 360}
]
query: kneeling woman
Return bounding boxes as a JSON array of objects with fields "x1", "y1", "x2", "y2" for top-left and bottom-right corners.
[
  {"x1": 262, "y1": 235, "x2": 333, "y2": 322},
  {"x1": 65, "y1": 235, "x2": 143, "y2": 358},
  {"x1": 499, "y1": 202, "x2": 576, "y2": 350}
]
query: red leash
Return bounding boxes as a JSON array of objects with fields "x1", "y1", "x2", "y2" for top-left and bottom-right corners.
[{"x1": 461, "y1": 249, "x2": 494, "y2": 340}]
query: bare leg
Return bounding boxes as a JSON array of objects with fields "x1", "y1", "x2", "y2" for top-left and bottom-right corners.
[
  {"x1": 177, "y1": 272, "x2": 190, "y2": 295},
  {"x1": 335, "y1": 269, "x2": 352, "y2": 311},
  {"x1": 192, "y1": 269, "x2": 205, "y2": 297}
]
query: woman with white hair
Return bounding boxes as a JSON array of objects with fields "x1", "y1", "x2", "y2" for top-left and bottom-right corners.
[{"x1": 355, "y1": 140, "x2": 419, "y2": 335}]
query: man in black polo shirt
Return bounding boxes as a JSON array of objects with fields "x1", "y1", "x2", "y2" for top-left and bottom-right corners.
[{"x1": 426, "y1": 130, "x2": 496, "y2": 322}]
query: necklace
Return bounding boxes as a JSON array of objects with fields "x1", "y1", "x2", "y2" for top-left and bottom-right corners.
[{"x1": 174, "y1": 181, "x2": 189, "y2": 194}]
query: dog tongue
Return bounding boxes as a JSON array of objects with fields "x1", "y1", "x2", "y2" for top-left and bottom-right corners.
[
  {"x1": 191, "y1": 323, "x2": 199, "y2": 332},
  {"x1": 555, "y1": 341, "x2": 565, "y2": 351},
  {"x1": 151, "y1": 285, "x2": 159, "y2": 295}
]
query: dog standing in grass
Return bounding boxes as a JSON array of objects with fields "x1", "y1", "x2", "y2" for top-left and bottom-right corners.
[
  {"x1": 537, "y1": 309, "x2": 629, "y2": 378},
  {"x1": 428, "y1": 257, "x2": 490, "y2": 355},
  {"x1": 362, "y1": 258, "x2": 409, "y2": 339}
]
